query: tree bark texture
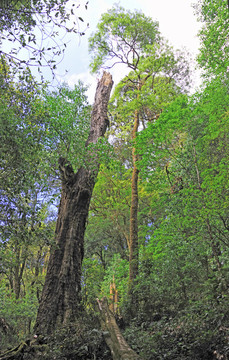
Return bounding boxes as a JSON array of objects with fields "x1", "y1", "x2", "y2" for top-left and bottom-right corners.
[
  {"x1": 97, "y1": 298, "x2": 142, "y2": 360},
  {"x1": 34, "y1": 72, "x2": 113, "y2": 335}
]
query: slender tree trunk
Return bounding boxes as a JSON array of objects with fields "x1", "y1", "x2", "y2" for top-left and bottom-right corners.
[
  {"x1": 128, "y1": 106, "x2": 140, "y2": 315},
  {"x1": 129, "y1": 97, "x2": 140, "y2": 294},
  {"x1": 129, "y1": 152, "x2": 139, "y2": 283},
  {"x1": 13, "y1": 241, "x2": 26, "y2": 299},
  {"x1": 34, "y1": 72, "x2": 113, "y2": 335}
]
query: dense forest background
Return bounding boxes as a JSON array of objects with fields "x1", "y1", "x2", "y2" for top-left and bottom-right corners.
[{"x1": 0, "y1": 0, "x2": 229, "y2": 359}]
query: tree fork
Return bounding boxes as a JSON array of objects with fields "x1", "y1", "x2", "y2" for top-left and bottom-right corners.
[{"x1": 34, "y1": 72, "x2": 113, "y2": 336}]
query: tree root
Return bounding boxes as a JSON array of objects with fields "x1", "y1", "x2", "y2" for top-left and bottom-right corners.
[{"x1": 0, "y1": 338, "x2": 48, "y2": 360}]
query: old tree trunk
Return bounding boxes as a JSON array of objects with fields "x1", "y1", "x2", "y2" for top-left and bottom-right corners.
[{"x1": 34, "y1": 72, "x2": 113, "y2": 335}]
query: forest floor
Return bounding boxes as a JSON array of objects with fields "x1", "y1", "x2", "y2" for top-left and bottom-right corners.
[{"x1": 1, "y1": 298, "x2": 229, "y2": 360}]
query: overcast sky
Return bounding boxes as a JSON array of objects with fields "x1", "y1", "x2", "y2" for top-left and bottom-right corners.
[{"x1": 54, "y1": 0, "x2": 202, "y2": 102}]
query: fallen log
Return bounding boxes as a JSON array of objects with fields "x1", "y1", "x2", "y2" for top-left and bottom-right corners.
[{"x1": 96, "y1": 297, "x2": 142, "y2": 360}]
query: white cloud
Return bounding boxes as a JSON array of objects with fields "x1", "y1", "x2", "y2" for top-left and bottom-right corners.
[{"x1": 63, "y1": 71, "x2": 97, "y2": 103}]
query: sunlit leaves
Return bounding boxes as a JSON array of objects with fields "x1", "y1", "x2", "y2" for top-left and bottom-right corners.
[
  {"x1": 195, "y1": 0, "x2": 229, "y2": 77},
  {"x1": 43, "y1": 82, "x2": 90, "y2": 171},
  {"x1": 137, "y1": 74, "x2": 229, "y2": 301},
  {"x1": 89, "y1": 4, "x2": 160, "y2": 73}
]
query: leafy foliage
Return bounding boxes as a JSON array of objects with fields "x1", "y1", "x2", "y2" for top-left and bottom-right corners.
[
  {"x1": 194, "y1": 0, "x2": 229, "y2": 78},
  {"x1": 0, "y1": 287, "x2": 38, "y2": 348},
  {"x1": 89, "y1": 4, "x2": 160, "y2": 73}
]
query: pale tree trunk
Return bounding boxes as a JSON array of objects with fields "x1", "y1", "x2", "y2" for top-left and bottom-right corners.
[
  {"x1": 13, "y1": 242, "x2": 25, "y2": 300},
  {"x1": 34, "y1": 72, "x2": 113, "y2": 335},
  {"x1": 97, "y1": 298, "x2": 142, "y2": 360}
]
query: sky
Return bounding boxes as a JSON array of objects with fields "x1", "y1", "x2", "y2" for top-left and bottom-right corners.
[{"x1": 53, "y1": 0, "x2": 202, "y2": 102}]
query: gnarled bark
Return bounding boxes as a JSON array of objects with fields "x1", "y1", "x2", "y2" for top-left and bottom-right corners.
[
  {"x1": 34, "y1": 72, "x2": 113, "y2": 335},
  {"x1": 97, "y1": 297, "x2": 142, "y2": 360}
]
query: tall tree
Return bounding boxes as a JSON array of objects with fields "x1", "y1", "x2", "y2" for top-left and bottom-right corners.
[
  {"x1": 34, "y1": 72, "x2": 113, "y2": 335},
  {"x1": 89, "y1": 5, "x2": 190, "y2": 303},
  {"x1": 89, "y1": 6, "x2": 160, "y2": 297}
]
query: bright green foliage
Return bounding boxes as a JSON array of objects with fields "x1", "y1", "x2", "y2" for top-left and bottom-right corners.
[
  {"x1": 43, "y1": 82, "x2": 90, "y2": 171},
  {"x1": 87, "y1": 164, "x2": 131, "y2": 249},
  {"x1": 81, "y1": 258, "x2": 105, "y2": 309},
  {"x1": 137, "y1": 75, "x2": 229, "y2": 310},
  {"x1": 111, "y1": 74, "x2": 229, "y2": 358},
  {"x1": 84, "y1": 161, "x2": 160, "y2": 268},
  {"x1": 109, "y1": 47, "x2": 190, "y2": 135},
  {"x1": 100, "y1": 254, "x2": 129, "y2": 307},
  {"x1": 89, "y1": 4, "x2": 190, "y2": 92},
  {"x1": 89, "y1": 5, "x2": 160, "y2": 73},
  {"x1": 195, "y1": 0, "x2": 229, "y2": 77}
]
